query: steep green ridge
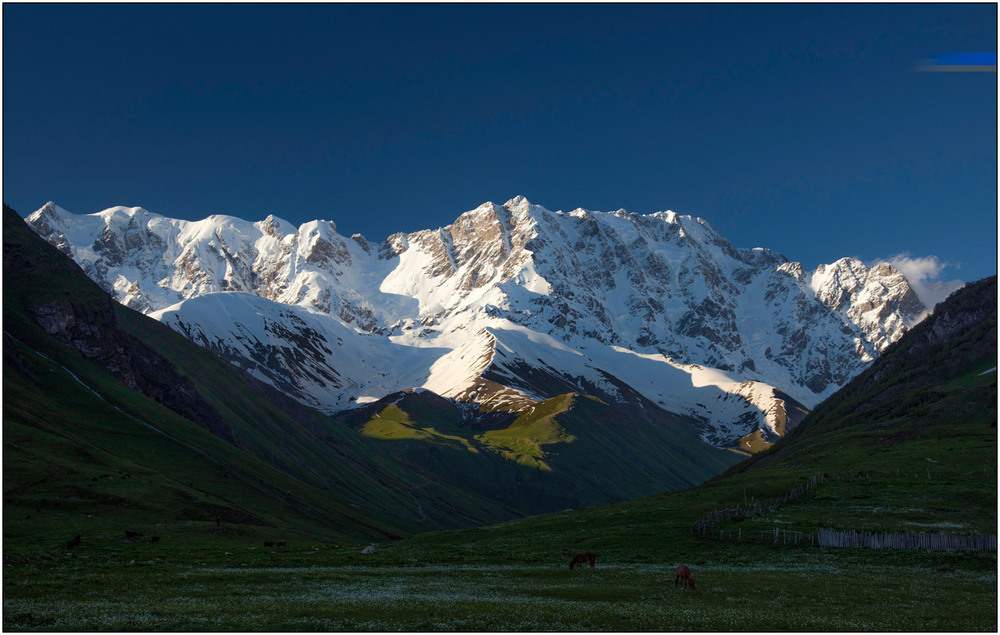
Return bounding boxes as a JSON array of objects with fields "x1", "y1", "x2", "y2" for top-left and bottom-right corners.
[
  {"x1": 3, "y1": 205, "x2": 424, "y2": 545},
  {"x1": 477, "y1": 393, "x2": 579, "y2": 470},
  {"x1": 3, "y1": 346, "x2": 397, "y2": 545}
]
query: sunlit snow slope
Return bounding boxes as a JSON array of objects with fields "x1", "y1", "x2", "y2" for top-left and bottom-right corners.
[{"x1": 27, "y1": 196, "x2": 931, "y2": 447}]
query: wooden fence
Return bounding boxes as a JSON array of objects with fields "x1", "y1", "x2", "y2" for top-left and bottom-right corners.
[
  {"x1": 816, "y1": 528, "x2": 997, "y2": 551},
  {"x1": 690, "y1": 473, "x2": 997, "y2": 552},
  {"x1": 690, "y1": 473, "x2": 829, "y2": 537},
  {"x1": 751, "y1": 527, "x2": 998, "y2": 551}
]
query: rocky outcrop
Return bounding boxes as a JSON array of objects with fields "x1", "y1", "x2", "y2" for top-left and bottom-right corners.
[
  {"x1": 5, "y1": 206, "x2": 237, "y2": 445},
  {"x1": 30, "y1": 297, "x2": 238, "y2": 444}
]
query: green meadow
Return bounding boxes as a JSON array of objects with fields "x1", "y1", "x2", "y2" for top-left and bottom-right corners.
[
  {"x1": 3, "y1": 512, "x2": 995, "y2": 631},
  {"x1": 5, "y1": 407, "x2": 996, "y2": 632}
]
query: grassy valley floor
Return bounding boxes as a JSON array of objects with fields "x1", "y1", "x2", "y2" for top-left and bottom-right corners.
[
  {"x1": 6, "y1": 366, "x2": 995, "y2": 631},
  {"x1": 3, "y1": 544, "x2": 994, "y2": 631},
  {"x1": 4, "y1": 467, "x2": 996, "y2": 634}
]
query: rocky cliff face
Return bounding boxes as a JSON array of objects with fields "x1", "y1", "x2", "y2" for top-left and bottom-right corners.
[{"x1": 25, "y1": 196, "x2": 931, "y2": 447}]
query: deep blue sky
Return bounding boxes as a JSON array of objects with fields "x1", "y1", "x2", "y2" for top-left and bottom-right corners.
[{"x1": 4, "y1": 3, "x2": 996, "y2": 283}]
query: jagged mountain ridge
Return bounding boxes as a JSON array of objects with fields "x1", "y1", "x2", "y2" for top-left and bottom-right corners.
[{"x1": 26, "y1": 196, "x2": 928, "y2": 447}]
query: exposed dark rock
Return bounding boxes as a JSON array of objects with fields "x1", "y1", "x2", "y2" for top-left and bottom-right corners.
[{"x1": 5, "y1": 206, "x2": 238, "y2": 446}]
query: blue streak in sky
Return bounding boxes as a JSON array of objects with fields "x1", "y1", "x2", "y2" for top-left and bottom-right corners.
[
  {"x1": 932, "y1": 52, "x2": 996, "y2": 65},
  {"x1": 915, "y1": 52, "x2": 997, "y2": 71}
]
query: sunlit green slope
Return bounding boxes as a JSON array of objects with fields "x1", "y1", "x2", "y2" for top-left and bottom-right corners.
[{"x1": 339, "y1": 384, "x2": 740, "y2": 515}]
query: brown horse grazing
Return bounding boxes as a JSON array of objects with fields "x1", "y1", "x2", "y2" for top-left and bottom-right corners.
[
  {"x1": 675, "y1": 565, "x2": 695, "y2": 590},
  {"x1": 67, "y1": 535, "x2": 81, "y2": 549},
  {"x1": 569, "y1": 552, "x2": 595, "y2": 569}
]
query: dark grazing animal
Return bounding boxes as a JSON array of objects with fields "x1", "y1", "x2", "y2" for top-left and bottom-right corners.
[
  {"x1": 264, "y1": 541, "x2": 274, "y2": 547},
  {"x1": 124, "y1": 530, "x2": 142, "y2": 540},
  {"x1": 67, "y1": 535, "x2": 82, "y2": 549},
  {"x1": 276, "y1": 540, "x2": 287, "y2": 547},
  {"x1": 151, "y1": 536, "x2": 161, "y2": 544},
  {"x1": 569, "y1": 552, "x2": 595, "y2": 569},
  {"x1": 675, "y1": 565, "x2": 695, "y2": 590}
]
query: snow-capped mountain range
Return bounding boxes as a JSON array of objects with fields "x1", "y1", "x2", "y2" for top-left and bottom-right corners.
[{"x1": 26, "y1": 196, "x2": 929, "y2": 447}]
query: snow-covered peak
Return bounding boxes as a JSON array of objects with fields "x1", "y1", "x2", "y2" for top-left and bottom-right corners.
[
  {"x1": 504, "y1": 195, "x2": 532, "y2": 211},
  {"x1": 96, "y1": 205, "x2": 153, "y2": 221},
  {"x1": 26, "y1": 202, "x2": 74, "y2": 238},
  {"x1": 649, "y1": 210, "x2": 678, "y2": 224},
  {"x1": 33, "y1": 201, "x2": 72, "y2": 221},
  {"x1": 257, "y1": 214, "x2": 296, "y2": 238}
]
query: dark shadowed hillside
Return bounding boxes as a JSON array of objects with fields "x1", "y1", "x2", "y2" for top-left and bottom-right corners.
[{"x1": 4, "y1": 204, "x2": 430, "y2": 543}]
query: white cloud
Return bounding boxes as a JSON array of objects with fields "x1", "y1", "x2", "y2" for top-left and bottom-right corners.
[{"x1": 875, "y1": 253, "x2": 964, "y2": 311}]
